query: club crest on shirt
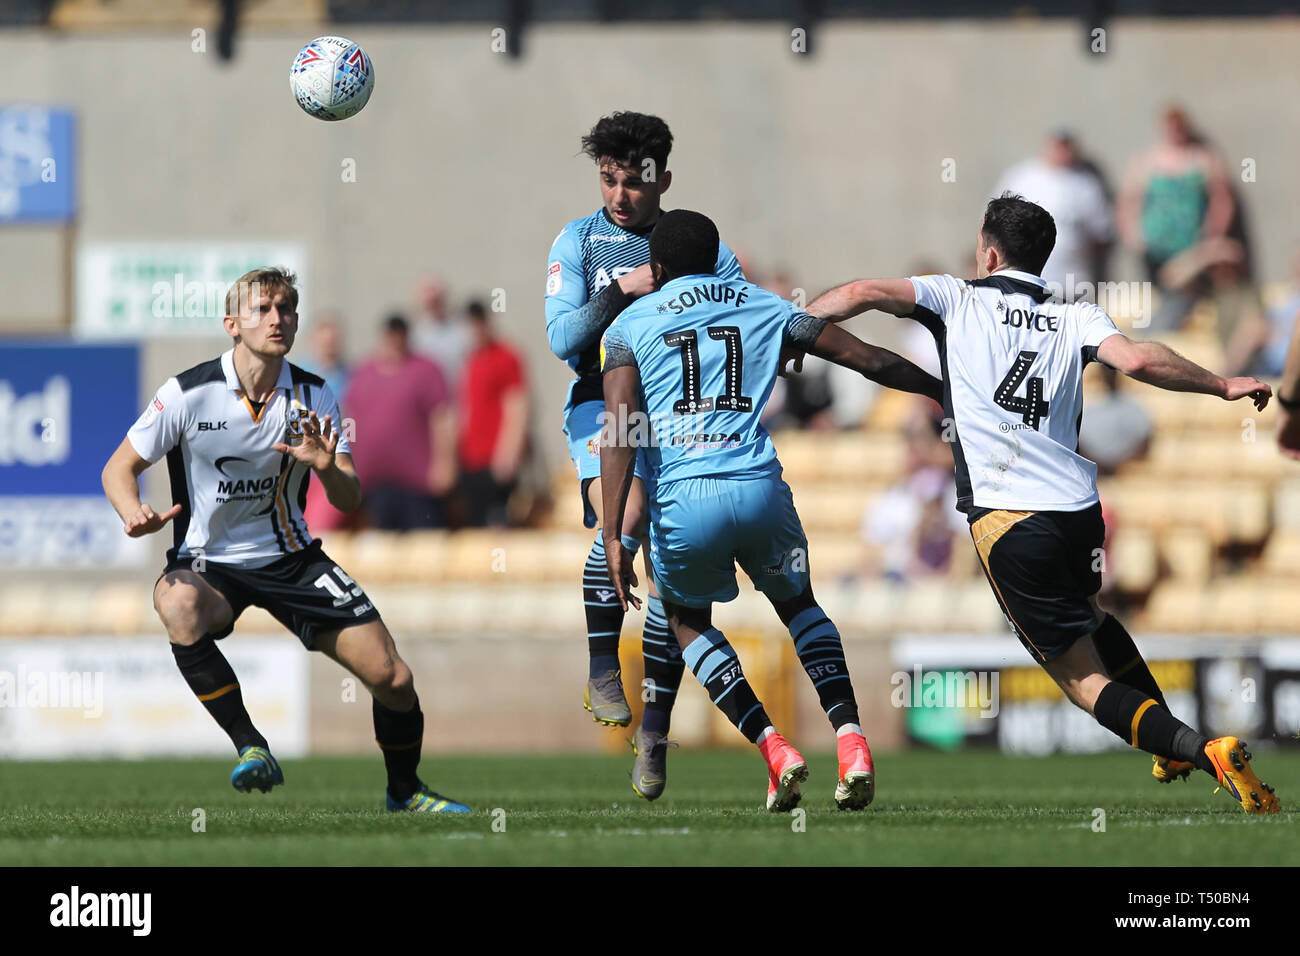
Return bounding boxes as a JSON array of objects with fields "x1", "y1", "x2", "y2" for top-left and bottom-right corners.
[
  {"x1": 142, "y1": 395, "x2": 164, "y2": 426},
  {"x1": 585, "y1": 436, "x2": 600, "y2": 458},
  {"x1": 285, "y1": 398, "x2": 308, "y2": 446}
]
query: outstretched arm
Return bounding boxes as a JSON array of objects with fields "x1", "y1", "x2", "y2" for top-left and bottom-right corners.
[
  {"x1": 805, "y1": 321, "x2": 943, "y2": 404},
  {"x1": 805, "y1": 278, "x2": 919, "y2": 322},
  {"x1": 1096, "y1": 334, "x2": 1271, "y2": 409}
]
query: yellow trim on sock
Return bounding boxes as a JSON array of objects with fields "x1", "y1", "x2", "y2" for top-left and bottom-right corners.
[
  {"x1": 198, "y1": 682, "x2": 239, "y2": 702},
  {"x1": 1111, "y1": 655, "x2": 1142, "y2": 680},
  {"x1": 1130, "y1": 698, "x2": 1157, "y2": 748}
]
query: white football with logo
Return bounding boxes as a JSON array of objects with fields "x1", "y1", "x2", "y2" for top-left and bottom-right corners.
[{"x1": 290, "y1": 36, "x2": 374, "y2": 121}]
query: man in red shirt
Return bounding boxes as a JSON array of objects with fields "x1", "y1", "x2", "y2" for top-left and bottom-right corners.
[
  {"x1": 459, "y1": 301, "x2": 529, "y2": 527},
  {"x1": 346, "y1": 315, "x2": 457, "y2": 529}
]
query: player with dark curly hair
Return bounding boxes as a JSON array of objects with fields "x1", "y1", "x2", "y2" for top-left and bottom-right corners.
[{"x1": 545, "y1": 112, "x2": 744, "y2": 800}]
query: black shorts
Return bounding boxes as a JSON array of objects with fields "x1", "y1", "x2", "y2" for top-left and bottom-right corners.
[
  {"x1": 968, "y1": 504, "x2": 1105, "y2": 664},
  {"x1": 158, "y1": 541, "x2": 380, "y2": 649}
]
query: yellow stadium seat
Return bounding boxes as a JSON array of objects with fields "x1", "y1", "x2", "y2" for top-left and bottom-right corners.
[
  {"x1": 1256, "y1": 583, "x2": 1300, "y2": 633},
  {"x1": 834, "y1": 580, "x2": 902, "y2": 636},
  {"x1": 1109, "y1": 530, "x2": 1158, "y2": 593},
  {"x1": 864, "y1": 389, "x2": 912, "y2": 431},
  {"x1": 401, "y1": 530, "x2": 453, "y2": 583},
  {"x1": 775, "y1": 432, "x2": 824, "y2": 483},
  {"x1": 346, "y1": 530, "x2": 405, "y2": 583},
  {"x1": 1222, "y1": 482, "x2": 1271, "y2": 544},
  {"x1": 952, "y1": 580, "x2": 1007, "y2": 632},
  {"x1": 94, "y1": 583, "x2": 149, "y2": 635},
  {"x1": 797, "y1": 487, "x2": 871, "y2": 534},
  {"x1": 1160, "y1": 528, "x2": 1214, "y2": 584},
  {"x1": 1260, "y1": 532, "x2": 1300, "y2": 577},
  {"x1": 1204, "y1": 581, "x2": 1263, "y2": 634},
  {"x1": 446, "y1": 530, "x2": 510, "y2": 584},
  {"x1": 1100, "y1": 479, "x2": 1268, "y2": 545},
  {"x1": 895, "y1": 580, "x2": 956, "y2": 631},
  {"x1": 809, "y1": 535, "x2": 864, "y2": 581},
  {"x1": 1140, "y1": 581, "x2": 1210, "y2": 633},
  {"x1": 1273, "y1": 479, "x2": 1300, "y2": 532}
]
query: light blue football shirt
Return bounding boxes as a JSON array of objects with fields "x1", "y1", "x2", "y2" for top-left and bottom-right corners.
[
  {"x1": 544, "y1": 209, "x2": 744, "y2": 414},
  {"x1": 601, "y1": 274, "x2": 825, "y2": 487}
]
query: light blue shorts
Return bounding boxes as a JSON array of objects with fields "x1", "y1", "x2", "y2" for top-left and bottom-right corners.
[
  {"x1": 650, "y1": 475, "x2": 810, "y2": 608},
  {"x1": 563, "y1": 400, "x2": 654, "y2": 529}
]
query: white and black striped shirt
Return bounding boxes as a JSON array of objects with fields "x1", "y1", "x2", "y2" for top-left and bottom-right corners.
[
  {"x1": 908, "y1": 270, "x2": 1122, "y2": 513},
  {"x1": 128, "y1": 348, "x2": 347, "y2": 568}
]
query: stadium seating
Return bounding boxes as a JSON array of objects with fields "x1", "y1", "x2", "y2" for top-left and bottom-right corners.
[{"x1": 2, "y1": 297, "x2": 1295, "y2": 640}]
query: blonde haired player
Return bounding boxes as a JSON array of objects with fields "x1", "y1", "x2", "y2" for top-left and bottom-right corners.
[{"x1": 102, "y1": 268, "x2": 467, "y2": 812}]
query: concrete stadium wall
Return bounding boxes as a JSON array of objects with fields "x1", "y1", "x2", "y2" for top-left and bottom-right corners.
[
  {"x1": 4, "y1": 18, "x2": 1300, "y2": 469},
  {"x1": 306, "y1": 631, "x2": 902, "y2": 754}
]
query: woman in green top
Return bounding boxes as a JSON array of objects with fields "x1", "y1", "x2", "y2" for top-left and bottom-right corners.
[{"x1": 1119, "y1": 106, "x2": 1234, "y2": 284}]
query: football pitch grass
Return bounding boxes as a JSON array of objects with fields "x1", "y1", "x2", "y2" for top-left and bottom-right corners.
[{"x1": 2, "y1": 749, "x2": 1296, "y2": 866}]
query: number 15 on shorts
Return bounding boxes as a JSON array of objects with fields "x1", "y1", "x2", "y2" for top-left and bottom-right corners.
[{"x1": 314, "y1": 565, "x2": 364, "y2": 608}]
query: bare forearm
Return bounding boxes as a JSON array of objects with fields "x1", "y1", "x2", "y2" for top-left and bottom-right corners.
[
  {"x1": 102, "y1": 441, "x2": 148, "y2": 521},
  {"x1": 492, "y1": 390, "x2": 529, "y2": 476},
  {"x1": 807, "y1": 281, "x2": 874, "y2": 322},
  {"x1": 807, "y1": 324, "x2": 943, "y2": 403},
  {"x1": 599, "y1": 432, "x2": 636, "y2": 548},
  {"x1": 102, "y1": 461, "x2": 144, "y2": 523},
  {"x1": 430, "y1": 406, "x2": 457, "y2": 494},
  {"x1": 1127, "y1": 342, "x2": 1226, "y2": 397},
  {"x1": 1204, "y1": 178, "x2": 1234, "y2": 238},
  {"x1": 807, "y1": 278, "x2": 917, "y2": 322},
  {"x1": 867, "y1": 351, "x2": 944, "y2": 404},
  {"x1": 316, "y1": 462, "x2": 362, "y2": 513}
]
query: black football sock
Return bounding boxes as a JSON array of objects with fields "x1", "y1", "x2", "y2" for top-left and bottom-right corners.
[
  {"x1": 786, "y1": 605, "x2": 860, "y2": 730},
  {"x1": 640, "y1": 594, "x2": 682, "y2": 735},
  {"x1": 682, "y1": 629, "x2": 771, "y2": 743},
  {"x1": 1093, "y1": 681, "x2": 1214, "y2": 774},
  {"x1": 583, "y1": 536, "x2": 624, "y2": 677},
  {"x1": 1093, "y1": 614, "x2": 1169, "y2": 711},
  {"x1": 374, "y1": 694, "x2": 424, "y2": 803},
  {"x1": 170, "y1": 636, "x2": 266, "y2": 754}
]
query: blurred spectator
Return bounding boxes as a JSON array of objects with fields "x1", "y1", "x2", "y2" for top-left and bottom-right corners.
[
  {"x1": 763, "y1": 269, "x2": 835, "y2": 430},
  {"x1": 412, "y1": 278, "x2": 471, "y2": 389},
  {"x1": 300, "y1": 312, "x2": 355, "y2": 533},
  {"x1": 733, "y1": 248, "x2": 761, "y2": 287},
  {"x1": 458, "y1": 301, "x2": 529, "y2": 527},
  {"x1": 347, "y1": 315, "x2": 456, "y2": 530},
  {"x1": 1230, "y1": 249, "x2": 1300, "y2": 378},
  {"x1": 304, "y1": 311, "x2": 350, "y2": 404},
  {"x1": 1119, "y1": 106, "x2": 1234, "y2": 330},
  {"x1": 1146, "y1": 233, "x2": 1267, "y2": 367},
  {"x1": 994, "y1": 130, "x2": 1114, "y2": 292},
  {"x1": 1206, "y1": 244, "x2": 1266, "y2": 374},
  {"x1": 860, "y1": 403, "x2": 968, "y2": 582},
  {"x1": 1078, "y1": 366, "x2": 1153, "y2": 476}
]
